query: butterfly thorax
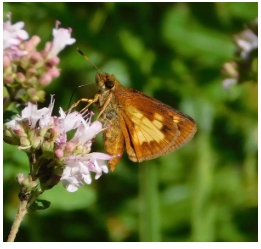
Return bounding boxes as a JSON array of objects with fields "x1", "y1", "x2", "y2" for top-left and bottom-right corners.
[{"x1": 95, "y1": 72, "x2": 121, "y2": 123}]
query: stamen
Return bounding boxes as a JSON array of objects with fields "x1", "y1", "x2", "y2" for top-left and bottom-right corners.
[
  {"x1": 55, "y1": 20, "x2": 61, "y2": 29},
  {"x1": 6, "y1": 12, "x2": 11, "y2": 21}
]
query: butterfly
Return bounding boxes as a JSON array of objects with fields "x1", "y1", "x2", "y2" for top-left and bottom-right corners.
[{"x1": 74, "y1": 49, "x2": 197, "y2": 171}]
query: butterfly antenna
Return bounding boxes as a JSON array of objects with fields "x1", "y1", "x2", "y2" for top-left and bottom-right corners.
[
  {"x1": 77, "y1": 48, "x2": 103, "y2": 74},
  {"x1": 67, "y1": 83, "x2": 96, "y2": 110}
]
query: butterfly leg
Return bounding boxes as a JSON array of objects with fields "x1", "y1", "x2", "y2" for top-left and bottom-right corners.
[
  {"x1": 95, "y1": 92, "x2": 113, "y2": 120},
  {"x1": 67, "y1": 94, "x2": 101, "y2": 113}
]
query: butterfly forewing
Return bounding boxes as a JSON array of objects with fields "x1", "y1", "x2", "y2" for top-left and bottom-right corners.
[{"x1": 114, "y1": 87, "x2": 197, "y2": 163}]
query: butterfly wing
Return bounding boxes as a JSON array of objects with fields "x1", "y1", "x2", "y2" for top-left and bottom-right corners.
[{"x1": 115, "y1": 88, "x2": 197, "y2": 162}]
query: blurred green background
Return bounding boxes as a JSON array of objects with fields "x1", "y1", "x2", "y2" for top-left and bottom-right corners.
[{"x1": 3, "y1": 2, "x2": 258, "y2": 242}]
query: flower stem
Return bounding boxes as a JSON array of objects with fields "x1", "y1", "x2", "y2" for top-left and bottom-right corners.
[{"x1": 7, "y1": 198, "x2": 28, "y2": 242}]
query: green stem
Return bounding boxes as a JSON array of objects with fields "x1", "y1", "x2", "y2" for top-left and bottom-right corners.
[
  {"x1": 139, "y1": 162, "x2": 161, "y2": 242},
  {"x1": 7, "y1": 198, "x2": 28, "y2": 242},
  {"x1": 3, "y1": 96, "x2": 11, "y2": 112}
]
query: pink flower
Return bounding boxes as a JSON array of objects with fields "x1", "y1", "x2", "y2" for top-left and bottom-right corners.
[
  {"x1": 234, "y1": 28, "x2": 258, "y2": 59},
  {"x1": 48, "y1": 27, "x2": 76, "y2": 57},
  {"x1": 4, "y1": 95, "x2": 112, "y2": 193},
  {"x1": 61, "y1": 152, "x2": 111, "y2": 192},
  {"x1": 3, "y1": 13, "x2": 29, "y2": 50}
]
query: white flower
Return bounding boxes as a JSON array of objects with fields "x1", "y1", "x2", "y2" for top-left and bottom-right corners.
[
  {"x1": 48, "y1": 27, "x2": 76, "y2": 57},
  {"x1": 55, "y1": 108, "x2": 83, "y2": 145},
  {"x1": 71, "y1": 120, "x2": 102, "y2": 144},
  {"x1": 3, "y1": 13, "x2": 29, "y2": 50},
  {"x1": 5, "y1": 101, "x2": 51, "y2": 130},
  {"x1": 4, "y1": 95, "x2": 112, "y2": 193},
  {"x1": 234, "y1": 28, "x2": 258, "y2": 59},
  {"x1": 61, "y1": 152, "x2": 111, "y2": 192}
]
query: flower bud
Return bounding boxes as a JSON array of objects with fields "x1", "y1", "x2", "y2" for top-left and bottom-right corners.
[
  {"x1": 41, "y1": 140, "x2": 54, "y2": 153},
  {"x1": 31, "y1": 136, "x2": 42, "y2": 149},
  {"x1": 36, "y1": 90, "x2": 45, "y2": 102},
  {"x1": 39, "y1": 126, "x2": 49, "y2": 137},
  {"x1": 27, "y1": 67, "x2": 37, "y2": 76},
  {"x1": 65, "y1": 142, "x2": 75, "y2": 152},
  {"x1": 51, "y1": 126, "x2": 60, "y2": 140},
  {"x1": 31, "y1": 35, "x2": 41, "y2": 48},
  {"x1": 222, "y1": 62, "x2": 238, "y2": 78},
  {"x1": 16, "y1": 72, "x2": 26, "y2": 83},
  {"x1": 13, "y1": 124, "x2": 26, "y2": 137},
  {"x1": 40, "y1": 73, "x2": 52, "y2": 87},
  {"x1": 3, "y1": 129, "x2": 20, "y2": 145},
  {"x1": 30, "y1": 52, "x2": 42, "y2": 64},
  {"x1": 3, "y1": 55, "x2": 11, "y2": 68},
  {"x1": 47, "y1": 56, "x2": 60, "y2": 66},
  {"x1": 24, "y1": 41, "x2": 35, "y2": 52},
  {"x1": 21, "y1": 176, "x2": 38, "y2": 192},
  {"x1": 44, "y1": 42, "x2": 52, "y2": 53},
  {"x1": 17, "y1": 173, "x2": 25, "y2": 185},
  {"x1": 55, "y1": 149, "x2": 64, "y2": 158},
  {"x1": 47, "y1": 68, "x2": 60, "y2": 78},
  {"x1": 20, "y1": 136, "x2": 31, "y2": 146},
  {"x1": 4, "y1": 75, "x2": 14, "y2": 84},
  {"x1": 20, "y1": 56, "x2": 29, "y2": 68},
  {"x1": 28, "y1": 76, "x2": 38, "y2": 85},
  {"x1": 27, "y1": 88, "x2": 38, "y2": 99}
]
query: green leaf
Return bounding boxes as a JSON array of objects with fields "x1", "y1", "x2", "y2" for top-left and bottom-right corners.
[
  {"x1": 3, "y1": 110, "x2": 19, "y2": 123},
  {"x1": 28, "y1": 199, "x2": 51, "y2": 213}
]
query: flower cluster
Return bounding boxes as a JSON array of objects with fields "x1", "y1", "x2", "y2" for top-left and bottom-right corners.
[
  {"x1": 3, "y1": 13, "x2": 76, "y2": 104},
  {"x1": 222, "y1": 18, "x2": 258, "y2": 89},
  {"x1": 4, "y1": 96, "x2": 112, "y2": 192}
]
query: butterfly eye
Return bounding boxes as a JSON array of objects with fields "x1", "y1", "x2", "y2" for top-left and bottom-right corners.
[{"x1": 105, "y1": 80, "x2": 115, "y2": 89}]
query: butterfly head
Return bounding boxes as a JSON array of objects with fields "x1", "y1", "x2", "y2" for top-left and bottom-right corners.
[{"x1": 96, "y1": 72, "x2": 117, "y2": 91}]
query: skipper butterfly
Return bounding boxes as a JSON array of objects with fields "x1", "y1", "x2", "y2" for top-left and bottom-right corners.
[{"x1": 74, "y1": 50, "x2": 197, "y2": 171}]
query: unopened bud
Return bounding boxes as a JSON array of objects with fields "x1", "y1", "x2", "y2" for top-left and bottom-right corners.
[
  {"x1": 222, "y1": 62, "x2": 238, "y2": 78},
  {"x1": 14, "y1": 124, "x2": 26, "y2": 136},
  {"x1": 55, "y1": 149, "x2": 64, "y2": 158},
  {"x1": 21, "y1": 176, "x2": 38, "y2": 192},
  {"x1": 44, "y1": 42, "x2": 52, "y2": 53},
  {"x1": 3, "y1": 55, "x2": 11, "y2": 68},
  {"x1": 51, "y1": 126, "x2": 60, "y2": 140},
  {"x1": 16, "y1": 72, "x2": 26, "y2": 83},
  {"x1": 39, "y1": 126, "x2": 49, "y2": 137},
  {"x1": 47, "y1": 68, "x2": 60, "y2": 78},
  {"x1": 24, "y1": 41, "x2": 35, "y2": 52},
  {"x1": 40, "y1": 73, "x2": 52, "y2": 87},
  {"x1": 36, "y1": 90, "x2": 45, "y2": 102},
  {"x1": 27, "y1": 67, "x2": 37, "y2": 76},
  {"x1": 28, "y1": 76, "x2": 38, "y2": 85},
  {"x1": 47, "y1": 56, "x2": 60, "y2": 66},
  {"x1": 31, "y1": 35, "x2": 41, "y2": 48},
  {"x1": 41, "y1": 140, "x2": 54, "y2": 153},
  {"x1": 30, "y1": 52, "x2": 42, "y2": 64},
  {"x1": 20, "y1": 56, "x2": 29, "y2": 68},
  {"x1": 3, "y1": 129, "x2": 20, "y2": 145},
  {"x1": 31, "y1": 136, "x2": 42, "y2": 149},
  {"x1": 20, "y1": 136, "x2": 31, "y2": 146},
  {"x1": 17, "y1": 173, "x2": 25, "y2": 185},
  {"x1": 65, "y1": 142, "x2": 75, "y2": 152},
  {"x1": 4, "y1": 75, "x2": 14, "y2": 84}
]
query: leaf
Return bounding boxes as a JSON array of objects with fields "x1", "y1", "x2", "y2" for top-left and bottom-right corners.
[
  {"x1": 28, "y1": 199, "x2": 51, "y2": 213},
  {"x1": 3, "y1": 110, "x2": 19, "y2": 124}
]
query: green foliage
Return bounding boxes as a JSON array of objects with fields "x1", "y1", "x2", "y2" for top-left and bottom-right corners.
[
  {"x1": 3, "y1": 2, "x2": 257, "y2": 242},
  {"x1": 28, "y1": 199, "x2": 51, "y2": 213}
]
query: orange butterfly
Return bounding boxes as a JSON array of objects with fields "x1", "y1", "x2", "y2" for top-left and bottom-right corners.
[{"x1": 74, "y1": 50, "x2": 197, "y2": 171}]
